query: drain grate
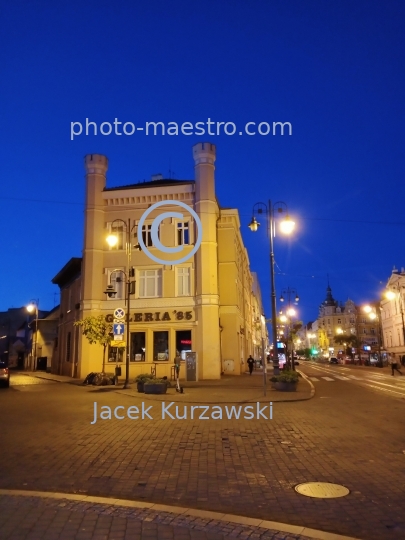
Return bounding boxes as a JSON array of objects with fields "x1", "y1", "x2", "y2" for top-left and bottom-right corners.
[{"x1": 295, "y1": 482, "x2": 349, "y2": 498}]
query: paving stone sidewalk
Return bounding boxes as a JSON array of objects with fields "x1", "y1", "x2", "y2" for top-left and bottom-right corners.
[
  {"x1": 0, "y1": 493, "x2": 339, "y2": 540},
  {"x1": 30, "y1": 370, "x2": 314, "y2": 403}
]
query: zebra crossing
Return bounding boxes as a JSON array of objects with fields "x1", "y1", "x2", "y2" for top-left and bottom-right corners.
[
  {"x1": 308, "y1": 373, "x2": 362, "y2": 382},
  {"x1": 304, "y1": 365, "x2": 405, "y2": 397}
]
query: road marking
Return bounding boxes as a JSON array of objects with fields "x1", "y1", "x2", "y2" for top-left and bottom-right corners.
[
  {"x1": 347, "y1": 375, "x2": 362, "y2": 379},
  {"x1": 309, "y1": 377, "x2": 320, "y2": 381},
  {"x1": 363, "y1": 384, "x2": 405, "y2": 397},
  {"x1": 334, "y1": 375, "x2": 350, "y2": 380},
  {"x1": 362, "y1": 379, "x2": 405, "y2": 391},
  {"x1": 321, "y1": 377, "x2": 334, "y2": 381}
]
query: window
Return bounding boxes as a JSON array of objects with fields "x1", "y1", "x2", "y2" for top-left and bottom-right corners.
[
  {"x1": 337, "y1": 319, "x2": 341, "y2": 324},
  {"x1": 139, "y1": 269, "x2": 162, "y2": 298},
  {"x1": 67, "y1": 288, "x2": 72, "y2": 313},
  {"x1": 66, "y1": 332, "x2": 71, "y2": 361},
  {"x1": 131, "y1": 332, "x2": 146, "y2": 361},
  {"x1": 108, "y1": 346, "x2": 124, "y2": 363},
  {"x1": 153, "y1": 331, "x2": 169, "y2": 361},
  {"x1": 107, "y1": 270, "x2": 125, "y2": 300},
  {"x1": 176, "y1": 330, "x2": 192, "y2": 359},
  {"x1": 141, "y1": 224, "x2": 159, "y2": 248},
  {"x1": 177, "y1": 222, "x2": 189, "y2": 245},
  {"x1": 177, "y1": 267, "x2": 190, "y2": 296},
  {"x1": 107, "y1": 222, "x2": 124, "y2": 250}
]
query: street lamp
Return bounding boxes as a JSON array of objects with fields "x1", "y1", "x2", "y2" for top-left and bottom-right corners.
[
  {"x1": 26, "y1": 300, "x2": 39, "y2": 371},
  {"x1": 280, "y1": 287, "x2": 299, "y2": 370},
  {"x1": 248, "y1": 201, "x2": 295, "y2": 375},
  {"x1": 363, "y1": 305, "x2": 382, "y2": 367},
  {"x1": 279, "y1": 308, "x2": 298, "y2": 370},
  {"x1": 106, "y1": 219, "x2": 141, "y2": 389}
]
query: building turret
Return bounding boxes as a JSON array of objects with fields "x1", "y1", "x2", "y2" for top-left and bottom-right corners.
[{"x1": 193, "y1": 143, "x2": 221, "y2": 379}]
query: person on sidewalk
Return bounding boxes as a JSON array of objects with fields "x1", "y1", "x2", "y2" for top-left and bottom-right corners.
[
  {"x1": 247, "y1": 355, "x2": 255, "y2": 375},
  {"x1": 173, "y1": 351, "x2": 182, "y2": 391},
  {"x1": 388, "y1": 353, "x2": 403, "y2": 376}
]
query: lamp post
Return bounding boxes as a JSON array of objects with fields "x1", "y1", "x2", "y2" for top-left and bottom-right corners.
[
  {"x1": 260, "y1": 313, "x2": 267, "y2": 396},
  {"x1": 248, "y1": 201, "x2": 295, "y2": 376},
  {"x1": 363, "y1": 305, "x2": 382, "y2": 367},
  {"x1": 26, "y1": 300, "x2": 39, "y2": 371},
  {"x1": 280, "y1": 287, "x2": 299, "y2": 370},
  {"x1": 279, "y1": 307, "x2": 297, "y2": 370},
  {"x1": 106, "y1": 219, "x2": 141, "y2": 389}
]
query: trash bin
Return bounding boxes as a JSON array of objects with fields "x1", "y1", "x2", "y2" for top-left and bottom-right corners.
[{"x1": 115, "y1": 366, "x2": 122, "y2": 377}]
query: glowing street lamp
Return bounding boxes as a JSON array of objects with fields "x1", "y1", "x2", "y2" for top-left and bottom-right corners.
[
  {"x1": 105, "y1": 219, "x2": 141, "y2": 389},
  {"x1": 248, "y1": 201, "x2": 295, "y2": 376},
  {"x1": 363, "y1": 305, "x2": 382, "y2": 367},
  {"x1": 26, "y1": 300, "x2": 39, "y2": 371}
]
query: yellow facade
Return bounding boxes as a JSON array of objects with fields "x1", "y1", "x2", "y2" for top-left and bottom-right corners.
[{"x1": 53, "y1": 143, "x2": 265, "y2": 380}]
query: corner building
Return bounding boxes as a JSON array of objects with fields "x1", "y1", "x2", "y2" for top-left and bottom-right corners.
[{"x1": 61, "y1": 143, "x2": 264, "y2": 380}]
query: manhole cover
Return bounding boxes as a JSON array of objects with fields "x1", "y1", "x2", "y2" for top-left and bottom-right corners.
[{"x1": 295, "y1": 482, "x2": 349, "y2": 498}]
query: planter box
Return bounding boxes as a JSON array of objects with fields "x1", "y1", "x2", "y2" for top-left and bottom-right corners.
[
  {"x1": 272, "y1": 381, "x2": 297, "y2": 392},
  {"x1": 144, "y1": 382, "x2": 167, "y2": 395},
  {"x1": 136, "y1": 382, "x2": 144, "y2": 393}
]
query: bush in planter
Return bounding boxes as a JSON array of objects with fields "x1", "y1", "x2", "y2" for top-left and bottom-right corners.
[
  {"x1": 143, "y1": 378, "x2": 168, "y2": 394},
  {"x1": 270, "y1": 370, "x2": 299, "y2": 391},
  {"x1": 272, "y1": 370, "x2": 299, "y2": 383},
  {"x1": 135, "y1": 373, "x2": 152, "y2": 393},
  {"x1": 83, "y1": 372, "x2": 115, "y2": 386}
]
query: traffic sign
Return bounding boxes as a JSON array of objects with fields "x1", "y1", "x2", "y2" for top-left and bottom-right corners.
[
  {"x1": 111, "y1": 341, "x2": 125, "y2": 348},
  {"x1": 113, "y1": 323, "x2": 125, "y2": 335},
  {"x1": 114, "y1": 308, "x2": 125, "y2": 319}
]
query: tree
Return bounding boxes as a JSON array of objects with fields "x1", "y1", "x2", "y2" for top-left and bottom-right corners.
[
  {"x1": 334, "y1": 334, "x2": 359, "y2": 359},
  {"x1": 74, "y1": 315, "x2": 113, "y2": 372}
]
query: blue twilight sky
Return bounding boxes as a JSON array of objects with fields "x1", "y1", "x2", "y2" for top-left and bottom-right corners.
[{"x1": 1, "y1": 0, "x2": 405, "y2": 324}]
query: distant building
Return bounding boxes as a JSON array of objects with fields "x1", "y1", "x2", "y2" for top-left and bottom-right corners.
[
  {"x1": 0, "y1": 306, "x2": 57, "y2": 369},
  {"x1": 314, "y1": 284, "x2": 379, "y2": 360},
  {"x1": 52, "y1": 143, "x2": 265, "y2": 379},
  {"x1": 0, "y1": 308, "x2": 30, "y2": 367}
]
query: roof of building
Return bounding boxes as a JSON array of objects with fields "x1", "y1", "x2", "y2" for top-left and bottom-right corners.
[
  {"x1": 321, "y1": 285, "x2": 338, "y2": 307},
  {"x1": 51, "y1": 258, "x2": 82, "y2": 287},
  {"x1": 104, "y1": 179, "x2": 195, "y2": 192}
]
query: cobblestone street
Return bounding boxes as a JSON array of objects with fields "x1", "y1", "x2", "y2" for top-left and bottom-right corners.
[{"x1": 0, "y1": 369, "x2": 404, "y2": 539}]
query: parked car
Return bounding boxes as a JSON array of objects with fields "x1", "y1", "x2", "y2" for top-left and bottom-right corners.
[
  {"x1": 0, "y1": 362, "x2": 10, "y2": 387},
  {"x1": 329, "y1": 357, "x2": 338, "y2": 364}
]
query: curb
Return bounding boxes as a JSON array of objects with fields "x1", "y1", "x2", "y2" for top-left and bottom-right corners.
[
  {"x1": 116, "y1": 388, "x2": 315, "y2": 404},
  {"x1": 297, "y1": 369, "x2": 316, "y2": 398},
  {"x1": 0, "y1": 489, "x2": 359, "y2": 540},
  {"x1": 31, "y1": 374, "x2": 82, "y2": 385}
]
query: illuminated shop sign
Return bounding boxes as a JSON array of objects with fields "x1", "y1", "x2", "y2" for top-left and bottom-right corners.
[{"x1": 106, "y1": 310, "x2": 193, "y2": 323}]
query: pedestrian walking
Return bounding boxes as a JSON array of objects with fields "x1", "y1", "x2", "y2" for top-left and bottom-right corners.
[
  {"x1": 173, "y1": 351, "x2": 182, "y2": 390},
  {"x1": 247, "y1": 355, "x2": 255, "y2": 375},
  {"x1": 388, "y1": 353, "x2": 403, "y2": 376}
]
